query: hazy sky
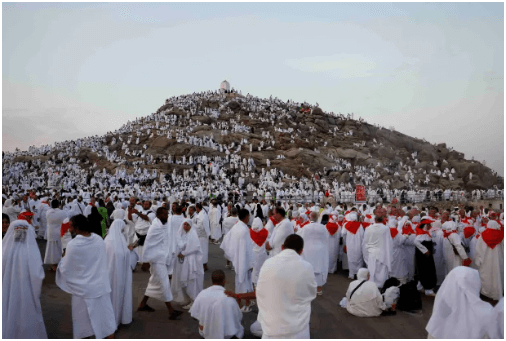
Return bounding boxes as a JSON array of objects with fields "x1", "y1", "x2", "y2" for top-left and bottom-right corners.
[{"x1": 3, "y1": 2, "x2": 504, "y2": 175}]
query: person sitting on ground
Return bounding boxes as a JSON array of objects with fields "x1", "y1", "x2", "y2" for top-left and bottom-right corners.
[
  {"x1": 345, "y1": 268, "x2": 388, "y2": 317},
  {"x1": 189, "y1": 270, "x2": 244, "y2": 339}
]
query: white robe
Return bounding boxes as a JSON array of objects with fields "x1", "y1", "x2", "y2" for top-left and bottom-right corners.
[
  {"x1": 190, "y1": 285, "x2": 244, "y2": 339},
  {"x1": 142, "y1": 218, "x2": 174, "y2": 302},
  {"x1": 389, "y1": 230, "x2": 408, "y2": 281},
  {"x1": 299, "y1": 222, "x2": 330, "y2": 286},
  {"x1": 362, "y1": 223, "x2": 393, "y2": 288},
  {"x1": 267, "y1": 218, "x2": 293, "y2": 258},
  {"x1": 171, "y1": 221, "x2": 204, "y2": 304},
  {"x1": 44, "y1": 208, "x2": 68, "y2": 264},
  {"x1": 341, "y1": 222, "x2": 365, "y2": 278},
  {"x1": 196, "y1": 210, "x2": 211, "y2": 264},
  {"x1": 167, "y1": 214, "x2": 185, "y2": 274},
  {"x1": 257, "y1": 249, "x2": 317, "y2": 338},
  {"x1": 486, "y1": 297, "x2": 504, "y2": 339},
  {"x1": 104, "y1": 220, "x2": 133, "y2": 327},
  {"x1": 222, "y1": 216, "x2": 239, "y2": 236},
  {"x1": 474, "y1": 235, "x2": 504, "y2": 301},
  {"x1": 443, "y1": 232, "x2": 469, "y2": 276},
  {"x1": 426, "y1": 267, "x2": 494, "y2": 339},
  {"x1": 56, "y1": 233, "x2": 116, "y2": 339},
  {"x1": 328, "y1": 226, "x2": 339, "y2": 273},
  {"x1": 38, "y1": 203, "x2": 50, "y2": 238},
  {"x1": 2, "y1": 220, "x2": 47, "y2": 339},
  {"x1": 346, "y1": 279, "x2": 385, "y2": 317},
  {"x1": 251, "y1": 227, "x2": 269, "y2": 285},
  {"x1": 220, "y1": 221, "x2": 255, "y2": 293},
  {"x1": 209, "y1": 206, "x2": 222, "y2": 241}
]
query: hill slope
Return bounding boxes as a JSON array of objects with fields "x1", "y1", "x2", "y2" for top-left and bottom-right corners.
[{"x1": 13, "y1": 91, "x2": 503, "y2": 191}]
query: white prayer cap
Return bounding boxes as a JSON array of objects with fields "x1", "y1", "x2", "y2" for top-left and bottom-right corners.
[
  {"x1": 252, "y1": 217, "x2": 263, "y2": 231},
  {"x1": 412, "y1": 216, "x2": 421, "y2": 223},
  {"x1": 487, "y1": 220, "x2": 501, "y2": 230},
  {"x1": 357, "y1": 268, "x2": 369, "y2": 281},
  {"x1": 442, "y1": 221, "x2": 456, "y2": 231},
  {"x1": 347, "y1": 212, "x2": 358, "y2": 222}
]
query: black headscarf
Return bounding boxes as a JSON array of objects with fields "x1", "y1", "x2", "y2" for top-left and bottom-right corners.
[
  {"x1": 256, "y1": 203, "x2": 264, "y2": 220},
  {"x1": 88, "y1": 206, "x2": 103, "y2": 238}
]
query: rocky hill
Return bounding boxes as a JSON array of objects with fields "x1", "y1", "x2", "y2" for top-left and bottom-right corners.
[{"x1": 14, "y1": 91, "x2": 503, "y2": 191}]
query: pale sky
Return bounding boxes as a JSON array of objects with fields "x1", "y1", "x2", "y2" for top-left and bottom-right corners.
[{"x1": 3, "y1": 2, "x2": 504, "y2": 175}]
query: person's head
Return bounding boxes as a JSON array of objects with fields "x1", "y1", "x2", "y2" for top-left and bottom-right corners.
[
  {"x1": 90, "y1": 197, "x2": 96, "y2": 205},
  {"x1": 211, "y1": 270, "x2": 226, "y2": 287},
  {"x1": 238, "y1": 209, "x2": 250, "y2": 223},
  {"x1": 173, "y1": 203, "x2": 182, "y2": 215},
  {"x1": 2, "y1": 214, "x2": 10, "y2": 235},
  {"x1": 22, "y1": 194, "x2": 28, "y2": 202},
  {"x1": 78, "y1": 196, "x2": 83, "y2": 202},
  {"x1": 142, "y1": 200, "x2": 151, "y2": 210},
  {"x1": 188, "y1": 205, "x2": 195, "y2": 216},
  {"x1": 374, "y1": 214, "x2": 385, "y2": 224},
  {"x1": 98, "y1": 199, "x2": 105, "y2": 207},
  {"x1": 129, "y1": 197, "x2": 136, "y2": 207},
  {"x1": 69, "y1": 214, "x2": 90, "y2": 237},
  {"x1": 281, "y1": 234, "x2": 304, "y2": 255},
  {"x1": 51, "y1": 199, "x2": 59, "y2": 209},
  {"x1": 157, "y1": 207, "x2": 168, "y2": 224},
  {"x1": 309, "y1": 211, "x2": 318, "y2": 222},
  {"x1": 195, "y1": 203, "x2": 202, "y2": 212},
  {"x1": 182, "y1": 219, "x2": 192, "y2": 233},
  {"x1": 274, "y1": 206, "x2": 286, "y2": 222},
  {"x1": 357, "y1": 268, "x2": 370, "y2": 281}
]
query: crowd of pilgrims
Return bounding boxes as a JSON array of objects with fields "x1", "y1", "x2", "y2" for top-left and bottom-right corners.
[
  {"x1": 2, "y1": 185, "x2": 504, "y2": 339},
  {"x1": 3, "y1": 89, "x2": 502, "y2": 210},
  {"x1": 2, "y1": 88, "x2": 504, "y2": 339}
]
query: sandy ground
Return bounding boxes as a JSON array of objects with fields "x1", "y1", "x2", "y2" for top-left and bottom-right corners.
[{"x1": 37, "y1": 239, "x2": 434, "y2": 339}]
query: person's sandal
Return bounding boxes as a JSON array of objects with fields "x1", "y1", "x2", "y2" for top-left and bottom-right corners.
[
  {"x1": 169, "y1": 310, "x2": 183, "y2": 320},
  {"x1": 137, "y1": 305, "x2": 155, "y2": 312}
]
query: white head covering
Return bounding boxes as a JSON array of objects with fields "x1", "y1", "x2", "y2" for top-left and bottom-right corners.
[
  {"x1": 251, "y1": 217, "x2": 263, "y2": 232},
  {"x1": 347, "y1": 212, "x2": 358, "y2": 222},
  {"x1": 104, "y1": 219, "x2": 129, "y2": 262},
  {"x1": 487, "y1": 220, "x2": 501, "y2": 230},
  {"x1": 2, "y1": 219, "x2": 47, "y2": 338},
  {"x1": 175, "y1": 218, "x2": 203, "y2": 282},
  {"x1": 114, "y1": 208, "x2": 126, "y2": 221},
  {"x1": 426, "y1": 266, "x2": 494, "y2": 339},
  {"x1": 357, "y1": 268, "x2": 369, "y2": 281},
  {"x1": 442, "y1": 221, "x2": 457, "y2": 231}
]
